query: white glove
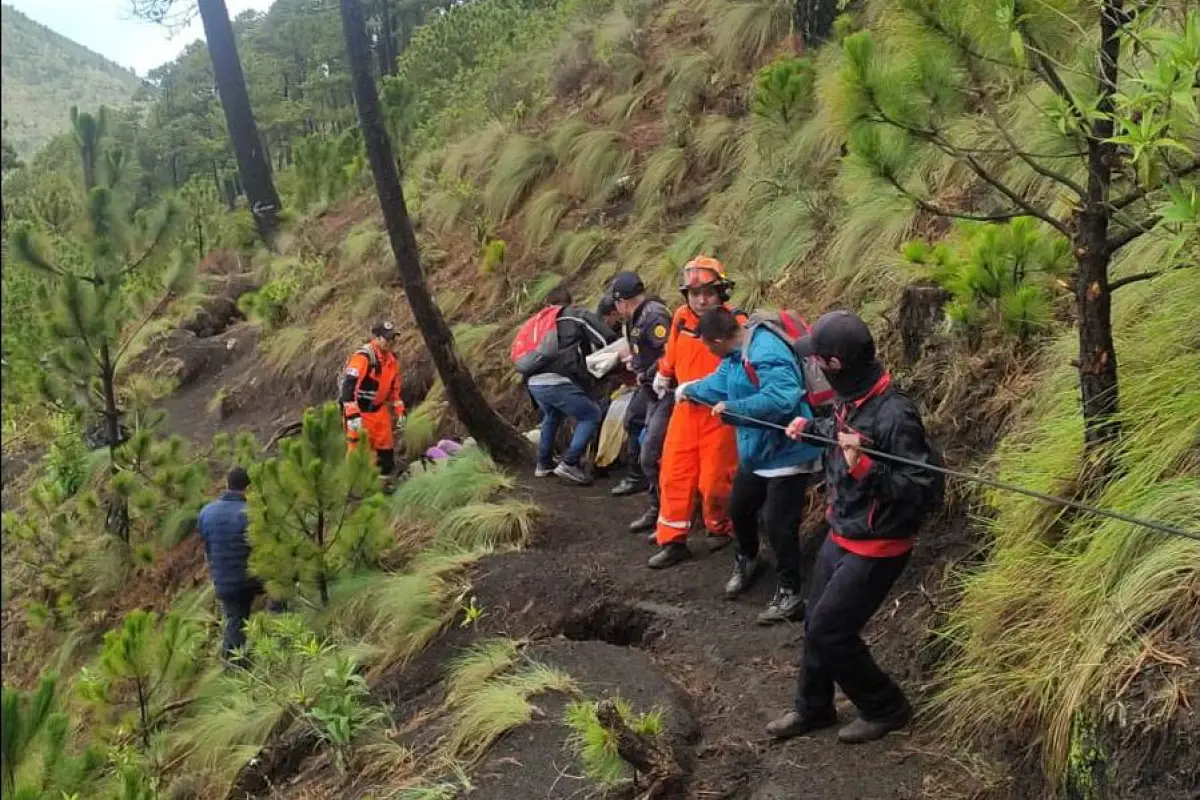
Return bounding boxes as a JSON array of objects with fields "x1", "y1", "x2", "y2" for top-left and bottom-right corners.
[
  {"x1": 674, "y1": 380, "x2": 697, "y2": 404},
  {"x1": 346, "y1": 416, "x2": 363, "y2": 433},
  {"x1": 652, "y1": 372, "x2": 672, "y2": 399}
]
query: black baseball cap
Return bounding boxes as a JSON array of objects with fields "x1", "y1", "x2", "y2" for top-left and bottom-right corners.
[
  {"x1": 597, "y1": 293, "x2": 617, "y2": 316},
  {"x1": 793, "y1": 310, "x2": 876, "y2": 365},
  {"x1": 610, "y1": 271, "x2": 645, "y2": 301},
  {"x1": 371, "y1": 320, "x2": 398, "y2": 340}
]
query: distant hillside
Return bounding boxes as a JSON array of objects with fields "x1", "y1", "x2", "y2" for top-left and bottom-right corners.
[{"x1": 1, "y1": 4, "x2": 145, "y2": 156}]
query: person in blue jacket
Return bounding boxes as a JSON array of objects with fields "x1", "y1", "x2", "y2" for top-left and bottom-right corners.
[
  {"x1": 196, "y1": 467, "x2": 275, "y2": 665},
  {"x1": 678, "y1": 306, "x2": 822, "y2": 624}
]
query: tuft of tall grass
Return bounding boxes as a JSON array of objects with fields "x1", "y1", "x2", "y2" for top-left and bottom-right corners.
[
  {"x1": 934, "y1": 268, "x2": 1200, "y2": 782},
  {"x1": 484, "y1": 135, "x2": 557, "y2": 222},
  {"x1": 444, "y1": 638, "x2": 522, "y2": 706},
  {"x1": 391, "y1": 450, "x2": 513, "y2": 521},
  {"x1": 403, "y1": 399, "x2": 446, "y2": 459},
  {"x1": 343, "y1": 222, "x2": 385, "y2": 262},
  {"x1": 521, "y1": 188, "x2": 570, "y2": 248},
  {"x1": 552, "y1": 229, "x2": 612, "y2": 274},
  {"x1": 444, "y1": 660, "x2": 577, "y2": 761},
  {"x1": 707, "y1": 0, "x2": 793, "y2": 70},
  {"x1": 432, "y1": 500, "x2": 540, "y2": 554},
  {"x1": 635, "y1": 146, "x2": 690, "y2": 214},
  {"x1": 663, "y1": 52, "x2": 713, "y2": 116},
  {"x1": 262, "y1": 327, "x2": 313, "y2": 375},
  {"x1": 564, "y1": 129, "x2": 633, "y2": 204},
  {"x1": 695, "y1": 115, "x2": 747, "y2": 175}
]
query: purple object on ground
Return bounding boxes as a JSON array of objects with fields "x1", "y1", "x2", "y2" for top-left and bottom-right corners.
[
  {"x1": 437, "y1": 439, "x2": 463, "y2": 456},
  {"x1": 425, "y1": 447, "x2": 449, "y2": 461}
]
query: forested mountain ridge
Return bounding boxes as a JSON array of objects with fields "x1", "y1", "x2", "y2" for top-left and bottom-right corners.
[
  {"x1": 0, "y1": 0, "x2": 1196, "y2": 798},
  {"x1": 1, "y1": 5, "x2": 146, "y2": 156}
]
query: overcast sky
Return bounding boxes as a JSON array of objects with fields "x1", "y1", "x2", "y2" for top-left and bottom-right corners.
[{"x1": 9, "y1": 0, "x2": 277, "y2": 77}]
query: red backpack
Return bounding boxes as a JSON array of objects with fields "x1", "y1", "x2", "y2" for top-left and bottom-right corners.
[
  {"x1": 511, "y1": 305, "x2": 563, "y2": 377},
  {"x1": 740, "y1": 309, "x2": 836, "y2": 408}
]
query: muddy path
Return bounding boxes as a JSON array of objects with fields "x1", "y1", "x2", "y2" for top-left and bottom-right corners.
[{"x1": 382, "y1": 471, "x2": 980, "y2": 800}]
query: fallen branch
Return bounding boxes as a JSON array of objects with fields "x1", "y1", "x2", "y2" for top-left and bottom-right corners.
[
  {"x1": 595, "y1": 699, "x2": 683, "y2": 799},
  {"x1": 262, "y1": 420, "x2": 303, "y2": 453}
]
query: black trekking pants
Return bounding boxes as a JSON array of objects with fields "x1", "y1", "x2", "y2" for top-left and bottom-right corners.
[
  {"x1": 623, "y1": 386, "x2": 673, "y2": 506},
  {"x1": 794, "y1": 535, "x2": 910, "y2": 720},
  {"x1": 728, "y1": 468, "x2": 810, "y2": 592}
]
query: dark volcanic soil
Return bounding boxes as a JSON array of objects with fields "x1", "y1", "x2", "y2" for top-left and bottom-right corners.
[{"x1": 446, "y1": 475, "x2": 977, "y2": 800}]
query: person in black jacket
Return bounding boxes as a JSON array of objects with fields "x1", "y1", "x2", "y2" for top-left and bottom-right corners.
[
  {"x1": 196, "y1": 467, "x2": 275, "y2": 665},
  {"x1": 608, "y1": 272, "x2": 675, "y2": 534},
  {"x1": 766, "y1": 310, "x2": 943, "y2": 744},
  {"x1": 528, "y1": 286, "x2": 619, "y2": 485}
]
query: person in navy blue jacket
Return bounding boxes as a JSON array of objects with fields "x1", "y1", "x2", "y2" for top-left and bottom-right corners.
[
  {"x1": 197, "y1": 467, "x2": 269, "y2": 664},
  {"x1": 679, "y1": 307, "x2": 823, "y2": 624}
]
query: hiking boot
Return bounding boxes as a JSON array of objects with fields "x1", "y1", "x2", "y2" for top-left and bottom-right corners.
[
  {"x1": 646, "y1": 531, "x2": 660, "y2": 546},
  {"x1": 837, "y1": 703, "x2": 913, "y2": 744},
  {"x1": 611, "y1": 476, "x2": 648, "y2": 497},
  {"x1": 554, "y1": 462, "x2": 592, "y2": 485},
  {"x1": 628, "y1": 507, "x2": 658, "y2": 534},
  {"x1": 765, "y1": 709, "x2": 838, "y2": 740},
  {"x1": 757, "y1": 586, "x2": 805, "y2": 626},
  {"x1": 706, "y1": 530, "x2": 733, "y2": 551},
  {"x1": 534, "y1": 463, "x2": 555, "y2": 478},
  {"x1": 724, "y1": 554, "x2": 761, "y2": 599},
  {"x1": 647, "y1": 542, "x2": 691, "y2": 569}
]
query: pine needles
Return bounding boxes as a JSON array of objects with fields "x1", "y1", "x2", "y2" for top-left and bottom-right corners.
[
  {"x1": 708, "y1": 0, "x2": 793, "y2": 70},
  {"x1": 564, "y1": 697, "x2": 664, "y2": 788}
]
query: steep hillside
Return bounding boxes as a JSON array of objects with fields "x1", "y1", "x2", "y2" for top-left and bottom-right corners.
[{"x1": 1, "y1": 4, "x2": 145, "y2": 155}]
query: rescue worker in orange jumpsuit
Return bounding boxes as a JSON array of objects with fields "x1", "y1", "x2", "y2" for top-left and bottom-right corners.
[
  {"x1": 340, "y1": 321, "x2": 405, "y2": 480},
  {"x1": 646, "y1": 257, "x2": 742, "y2": 569}
]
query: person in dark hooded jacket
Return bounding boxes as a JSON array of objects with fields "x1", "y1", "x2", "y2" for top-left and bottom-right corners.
[
  {"x1": 766, "y1": 310, "x2": 943, "y2": 745},
  {"x1": 197, "y1": 467, "x2": 275, "y2": 664}
]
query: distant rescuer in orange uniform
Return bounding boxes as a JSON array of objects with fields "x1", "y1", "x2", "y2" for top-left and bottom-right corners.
[
  {"x1": 646, "y1": 257, "x2": 742, "y2": 569},
  {"x1": 340, "y1": 321, "x2": 405, "y2": 479}
]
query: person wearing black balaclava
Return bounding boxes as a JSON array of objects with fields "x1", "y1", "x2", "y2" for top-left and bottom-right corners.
[{"x1": 765, "y1": 310, "x2": 945, "y2": 745}]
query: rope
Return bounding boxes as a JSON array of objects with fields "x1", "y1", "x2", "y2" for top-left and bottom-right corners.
[{"x1": 684, "y1": 397, "x2": 1200, "y2": 542}]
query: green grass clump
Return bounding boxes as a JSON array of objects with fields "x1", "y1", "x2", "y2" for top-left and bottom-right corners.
[
  {"x1": 343, "y1": 222, "x2": 385, "y2": 262},
  {"x1": 403, "y1": 398, "x2": 446, "y2": 458},
  {"x1": 635, "y1": 145, "x2": 689, "y2": 214},
  {"x1": 521, "y1": 188, "x2": 570, "y2": 248},
  {"x1": 444, "y1": 638, "x2": 523, "y2": 706},
  {"x1": 565, "y1": 128, "x2": 632, "y2": 203},
  {"x1": 391, "y1": 450, "x2": 513, "y2": 520},
  {"x1": 564, "y1": 697, "x2": 665, "y2": 788},
  {"x1": 553, "y1": 228, "x2": 611, "y2": 274},
  {"x1": 484, "y1": 134, "x2": 557, "y2": 222},
  {"x1": 935, "y1": 267, "x2": 1200, "y2": 782},
  {"x1": 707, "y1": 0, "x2": 793, "y2": 70},
  {"x1": 444, "y1": 660, "x2": 576, "y2": 761},
  {"x1": 433, "y1": 500, "x2": 539, "y2": 554}
]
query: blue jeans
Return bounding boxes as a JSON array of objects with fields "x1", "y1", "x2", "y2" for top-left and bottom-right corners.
[{"x1": 529, "y1": 382, "x2": 601, "y2": 468}]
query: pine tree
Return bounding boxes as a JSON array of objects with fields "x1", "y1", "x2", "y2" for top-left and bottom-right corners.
[
  {"x1": 81, "y1": 610, "x2": 204, "y2": 761},
  {"x1": 248, "y1": 403, "x2": 392, "y2": 607},
  {"x1": 10, "y1": 107, "x2": 191, "y2": 542},
  {"x1": 838, "y1": 2, "x2": 1199, "y2": 458},
  {"x1": 338, "y1": 0, "x2": 533, "y2": 466},
  {"x1": 2, "y1": 675, "x2": 104, "y2": 799},
  {"x1": 130, "y1": 0, "x2": 284, "y2": 247}
]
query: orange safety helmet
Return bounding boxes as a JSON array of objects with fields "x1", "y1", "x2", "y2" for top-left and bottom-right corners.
[{"x1": 679, "y1": 256, "x2": 734, "y2": 301}]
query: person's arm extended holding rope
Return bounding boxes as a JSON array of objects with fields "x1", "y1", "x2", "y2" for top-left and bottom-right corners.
[{"x1": 839, "y1": 403, "x2": 940, "y2": 506}]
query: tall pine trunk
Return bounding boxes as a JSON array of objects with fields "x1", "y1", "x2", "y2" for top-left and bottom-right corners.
[
  {"x1": 338, "y1": 0, "x2": 532, "y2": 466},
  {"x1": 1074, "y1": 0, "x2": 1124, "y2": 455},
  {"x1": 378, "y1": 0, "x2": 398, "y2": 77},
  {"x1": 197, "y1": 0, "x2": 283, "y2": 249}
]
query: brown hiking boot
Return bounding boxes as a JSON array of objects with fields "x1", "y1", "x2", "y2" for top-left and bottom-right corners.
[
  {"x1": 647, "y1": 542, "x2": 691, "y2": 569},
  {"x1": 837, "y1": 703, "x2": 913, "y2": 744},
  {"x1": 765, "y1": 709, "x2": 838, "y2": 740}
]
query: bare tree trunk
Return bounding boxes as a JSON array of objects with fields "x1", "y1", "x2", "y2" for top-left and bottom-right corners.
[
  {"x1": 197, "y1": 0, "x2": 283, "y2": 249},
  {"x1": 1074, "y1": 0, "x2": 1123, "y2": 454},
  {"x1": 377, "y1": 0, "x2": 398, "y2": 77},
  {"x1": 338, "y1": 0, "x2": 532, "y2": 466}
]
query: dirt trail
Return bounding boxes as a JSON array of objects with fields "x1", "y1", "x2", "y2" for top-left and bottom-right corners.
[{"x1": 448, "y1": 473, "x2": 975, "y2": 799}]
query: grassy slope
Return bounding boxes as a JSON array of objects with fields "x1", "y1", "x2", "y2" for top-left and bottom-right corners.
[{"x1": 1, "y1": 5, "x2": 144, "y2": 156}]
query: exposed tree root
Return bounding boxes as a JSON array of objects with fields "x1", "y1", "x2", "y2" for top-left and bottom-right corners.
[{"x1": 595, "y1": 698, "x2": 684, "y2": 799}]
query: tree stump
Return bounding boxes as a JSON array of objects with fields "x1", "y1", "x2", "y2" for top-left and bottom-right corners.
[{"x1": 595, "y1": 698, "x2": 684, "y2": 799}]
